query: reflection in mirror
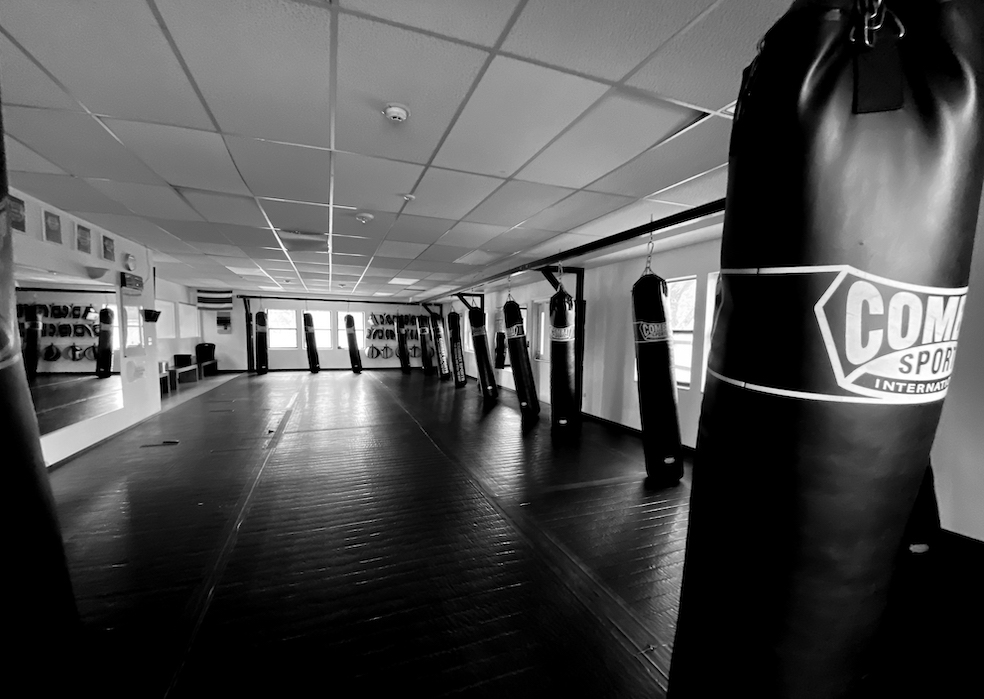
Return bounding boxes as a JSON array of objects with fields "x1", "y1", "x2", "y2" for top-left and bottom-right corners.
[{"x1": 16, "y1": 279, "x2": 124, "y2": 436}]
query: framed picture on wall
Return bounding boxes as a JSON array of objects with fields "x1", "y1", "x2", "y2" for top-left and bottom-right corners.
[
  {"x1": 102, "y1": 234, "x2": 115, "y2": 262},
  {"x1": 9, "y1": 197, "x2": 25, "y2": 232},
  {"x1": 43, "y1": 211, "x2": 62, "y2": 244},
  {"x1": 77, "y1": 225, "x2": 92, "y2": 254}
]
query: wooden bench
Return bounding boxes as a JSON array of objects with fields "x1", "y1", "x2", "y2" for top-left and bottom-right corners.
[
  {"x1": 168, "y1": 364, "x2": 199, "y2": 390},
  {"x1": 198, "y1": 359, "x2": 218, "y2": 379}
]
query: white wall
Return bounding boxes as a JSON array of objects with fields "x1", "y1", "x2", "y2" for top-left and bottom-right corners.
[
  {"x1": 154, "y1": 277, "x2": 201, "y2": 367},
  {"x1": 11, "y1": 189, "x2": 161, "y2": 465}
]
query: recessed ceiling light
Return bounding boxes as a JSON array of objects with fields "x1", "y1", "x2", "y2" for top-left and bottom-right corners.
[
  {"x1": 388, "y1": 277, "x2": 419, "y2": 285},
  {"x1": 373, "y1": 292, "x2": 393, "y2": 297}
]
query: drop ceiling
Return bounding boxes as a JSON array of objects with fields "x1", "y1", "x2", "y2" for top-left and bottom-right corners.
[{"x1": 0, "y1": 0, "x2": 789, "y2": 301}]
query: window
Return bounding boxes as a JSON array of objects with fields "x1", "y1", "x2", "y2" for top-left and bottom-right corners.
[
  {"x1": 666, "y1": 277, "x2": 697, "y2": 387},
  {"x1": 267, "y1": 309, "x2": 298, "y2": 349},
  {"x1": 463, "y1": 315, "x2": 474, "y2": 353},
  {"x1": 532, "y1": 300, "x2": 548, "y2": 360},
  {"x1": 336, "y1": 311, "x2": 365, "y2": 350},
  {"x1": 701, "y1": 272, "x2": 721, "y2": 391},
  {"x1": 303, "y1": 310, "x2": 333, "y2": 350},
  {"x1": 123, "y1": 305, "x2": 143, "y2": 348}
]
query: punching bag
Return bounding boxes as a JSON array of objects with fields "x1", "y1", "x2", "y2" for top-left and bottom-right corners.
[
  {"x1": 1, "y1": 96, "x2": 81, "y2": 678},
  {"x1": 632, "y1": 273, "x2": 683, "y2": 484},
  {"x1": 418, "y1": 315, "x2": 435, "y2": 376},
  {"x1": 344, "y1": 314, "x2": 362, "y2": 374},
  {"x1": 549, "y1": 287, "x2": 578, "y2": 429},
  {"x1": 503, "y1": 300, "x2": 539, "y2": 417},
  {"x1": 396, "y1": 314, "x2": 411, "y2": 374},
  {"x1": 493, "y1": 310, "x2": 506, "y2": 370},
  {"x1": 431, "y1": 314, "x2": 451, "y2": 381},
  {"x1": 448, "y1": 311, "x2": 467, "y2": 388},
  {"x1": 254, "y1": 311, "x2": 268, "y2": 375},
  {"x1": 468, "y1": 307, "x2": 498, "y2": 401},
  {"x1": 669, "y1": 2, "x2": 984, "y2": 697},
  {"x1": 95, "y1": 307, "x2": 114, "y2": 379},
  {"x1": 22, "y1": 303, "x2": 40, "y2": 383},
  {"x1": 303, "y1": 312, "x2": 319, "y2": 373}
]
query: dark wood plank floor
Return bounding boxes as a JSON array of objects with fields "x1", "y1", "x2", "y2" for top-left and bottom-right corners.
[{"x1": 30, "y1": 373, "x2": 123, "y2": 434}]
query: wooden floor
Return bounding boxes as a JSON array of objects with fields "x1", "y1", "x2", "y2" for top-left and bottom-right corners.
[
  {"x1": 47, "y1": 371, "x2": 980, "y2": 697},
  {"x1": 30, "y1": 373, "x2": 123, "y2": 434}
]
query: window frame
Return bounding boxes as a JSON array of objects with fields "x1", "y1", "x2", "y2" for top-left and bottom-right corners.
[
  {"x1": 665, "y1": 276, "x2": 697, "y2": 388},
  {"x1": 701, "y1": 271, "x2": 721, "y2": 392},
  {"x1": 303, "y1": 309, "x2": 333, "y2": 350},
  {"x1": 336, "y1": 311, "x2": 365, "y2": 350},
  {"x1": 267, "y1": 308, "x2": 299, "y2": 350}
]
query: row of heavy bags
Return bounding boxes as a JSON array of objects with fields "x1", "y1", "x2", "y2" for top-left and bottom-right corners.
[{"x1": 20, "y1": 304, "x2": 115, "y2": 382}]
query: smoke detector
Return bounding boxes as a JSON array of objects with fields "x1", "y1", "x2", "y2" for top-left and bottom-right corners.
[
  {"x1": 403, "y1": 194, "x2": 415, "y2": 202},
  {"x1": 355, "y1": 212, "x2": 374, "y2": 225},
  {"x1": 383, "y1": 103, "x2": 410, "y2": 122}
]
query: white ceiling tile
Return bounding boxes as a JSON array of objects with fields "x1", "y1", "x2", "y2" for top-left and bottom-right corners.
[
  {"x1": 260, "y1": 199, "x2": 330, "y2": 234},
  {"x1": 1, "y1": 0, "x2": 212, "y2": 129},
  {"x1": 368, "y1": 257, "x2": 412, "y2": 271},
  {"x1": 279, "y1": 231, "x2": 330, "y2": 254},
  {"x1": 150, "y1": 220, "x2": 275, "y2": 248},
  {"x1": 9, "y1": 173, "x2": 131, "y2": 215},
  {"x1": 481, "y1": 227, "x2": 558, "y2": 253},
  {"x1": 501, "y1": 0, "x2": 718, "y2": 81},
  {"x1": 520, "y1": 232, "x2": 592, "y2": 258},
  {"x1": 588, "y1": 116, "x2": 731, "y2": 198},
  {"x1": 454, "y1": 249, "x2": 502, "y2": 266},
  {"x1": 74, "y1": 213, "x2": 197, "y2": 254},
  {"x1": 649, "y1": 165, "x2": 729, "y2": 206},
  {"x1": 4, "y1": 108, "x2": 164, "y2": 184},
  {"x1": 336, "y1": 15, "x2": 488, "y2": 163},
  {"x1": 627, "y1": 0, "x2": 789, "y2": 111},
  {"x1": 331, "y1": 236, "x2": 378, "y2": 256},
  {"x1": 334, "y1": 210, "x2": 398, "y2": 239},
  {"x1": 523, "y1": 190, "x2": 635, "y2": 232},
  {"x1": 516, "y1": 93, "x2": 699, "y2": 189},
  {"x1": 436, "y1": 221, "x2": 509, "y2": 247},
  {"x1": 375, "y1": 240, "x2": 429, "y2": 259},
  {"x1": 86, "y1": 180, "x2": 203, "y2": 221},
  {"x1": 570, "y1": 199, "x2": 692, "y2": 239},
  {"x1": 426, "y1": 272, "x2": 461, "y2": 281},
  {"x1": 0, "y1": 35, "x2": 80, "y2": 111},
  {"x1": 402, "y1": 259, "x2": 472, "y2": 274},
  {"x1": 433, "y1": 56, "x2": 608, "y2": 177},
  {"x1": 465, "y1": 180, "x2": 574, "y2": 227},
  {"x1": 156, "y1": 0, "x2": 331, "y2": 144},
  {"x1": 343, "y1": 0, "x2": 520, "y2": 46},
  {"x1": 403, "y1": 167, "x2": 503, "y2": 219},
  {"x1": 182, "y1": 191, "x2": 267, "y2": 227},
  {"x1": 288, "y1": 251, "x2": 331, "y2": 264},
  {"x1": 334, "y1": 152, "x2": 424, "y2": 212},
  {"x1": 5, "y1": 137, "x2": 66, "y2": 175},
  {"x1": 417, "y1": 245, "x2": 473, "y2": 262},
  {"x1": 104, "y1": 120, "x2": 249, "y2": 195},
  {"x1": 386, "y1": 215, "x2": 455, "y2": 245},
  {"x1": 226, "y1": 137, "x2": 330, "y2": 203}
]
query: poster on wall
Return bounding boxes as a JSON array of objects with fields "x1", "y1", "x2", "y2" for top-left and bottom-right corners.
[
  {"x1": 217, "y1": 311, "x2": 232, "y2": 334},
  {"x1": 43, "y1": 211, "x2": 62, "y2": 244},
  {"x1": 102, "y1": 234, "x2": 115, "y2": 262},
  {"x1": 9, "y1": 197, "x2": 25, "y2": 232},
  {"x1": 77, "y1": 225, "x2": 92, "y2": 254}
]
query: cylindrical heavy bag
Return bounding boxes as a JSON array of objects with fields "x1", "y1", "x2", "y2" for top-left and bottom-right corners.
[
  {"x1": 22, "y1": 303, "x2": 40, "y2": 383},
  {"x1": 396, "y1": 314, "x2": 411, "y2": 374},
  {"x1": 254, "y1": 311, "x2": 269, "y2": 375},
  {"x1": 447, "y1": 311, "x2": 468, "y2": 388},
  {"x1": 303, "y1": 312, "x2": 319, "y2": 374},
  {"x1": 95, "y1": 307, "x2": 114, "y2": 378},
  {"x1": 493, "y1": 310, "x2": 506, "y2": 370},
  {"x1": 632, "y1": 273, "x2": 683, "y2": 484},
  {"x1": 1, "y1": 109, "x2": 81, "y2": 677},
  {"x1": 431, "y1": 313, "x2": 452, "y2": 381},
  {"x1": 503, "y1": 300, "x2": 539, "y2": 417},
  {"x1": 549, "y1": 287, "x2": 580, "y2": 429},
  {"x1": 669, "y1": 2, "x2": 984, "y2": 697},
  {"x1": 468, "y1": 307, "x2": 498, "y2": 401},
  {"x1": 344, "y1": 314, "x2": 362, "y2": 374},
  {"x1": 418, "y1": 315, "x2": 435, "y2": 375}
]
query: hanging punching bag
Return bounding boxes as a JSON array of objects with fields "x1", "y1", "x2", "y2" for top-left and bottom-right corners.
[
  {"x1": 669, "y1": 2, "x2": 984, "y2": 697},
  {"x1": 549, "y1": 287, "x2": 578, "y2": 429},
  {"x1": 344, "y1": 314, "x2": 362, "y2": 374},
  {"x1": 254, "y1": 311, "x2": 268, "y2": 375},
  {"x1": 418, "y1": 315, "x2": 435, "y2": 375},
  {"x1": 503, "y1": 300, "x2": 539, "y2": 417},
  {"x1": 468, "y1": 306, "x2": 498, "y2": 401},
  {"x1": 396, "y1": 314, "x2": 411, "y2": 374},
  {"x1": 95, "y1": 307, "x2": 114, "y2": 379},
  {"x1": 493, "y1": 310, "x2": 507, "y2": 370},
  {"x1": 303, "y1": 312, "x2": 319, "y2": 374},
  {"x1": 632, "y1": 272, "x2": 683, "y2": 484},
  {"x1": 22, "y1": 304, "x2": 40, "y2": 383},
  {"x1": 431, "y1": 313, "x2": 452, "y2": 381},
  {"x1": 448, "y1": 311, "x2": 468, "y2": 388}
]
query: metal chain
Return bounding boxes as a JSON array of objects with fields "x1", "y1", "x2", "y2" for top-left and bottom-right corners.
[
  {"x1": 851, "y1": 0, "x2": 905, "y2": 48},
  {"x1": 643, "y1": 216, "x2": 655, "y2": 275}
]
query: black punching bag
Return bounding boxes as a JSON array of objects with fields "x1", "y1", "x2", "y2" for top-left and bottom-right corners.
[
  {"x1": 22, "y1": 303, "x2": 40, "y2": 383},
  {"x1": 549, "y1": 287, "x2": 578, "y2": 429},
  {"x1": 632, "y1": 273, "x2": 683, "y2": 484},
  {"x1": 669, "y1": 2, "x2": 984, "y2": 697},
  {"x1": 431, "y1": 314, "x2": 452, "y2": 381},
  {"x1": 254, "y1": 311, "x2": 268, "y2": 375},
  {"x1": 95, "y1": 307, "x2": 114, "y2": 378},
  {"x1": 448, "y1": 311, "x2": 467, "y2": 388},
  {"x1": 503, "y1": 300, "x2": 539, "y2": 417},
  {"x1": 493, "y1": 310, "x2": 506, "y2": 370},
  {"x1": 396, "y1": 314, "x2": 411, "y2": 374},
  {"x1": 468, "y1": 307, "x2": 498, "y2": 401},
  {"x1": 418, "y1": 315, "x2": 435, "y2": 376},
  {"x1": 303, "y1": 312, "x2": 319, "y2": 373},
  {"x1": 344, "y1": 314, "x2": 362, "y2": 374}
]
